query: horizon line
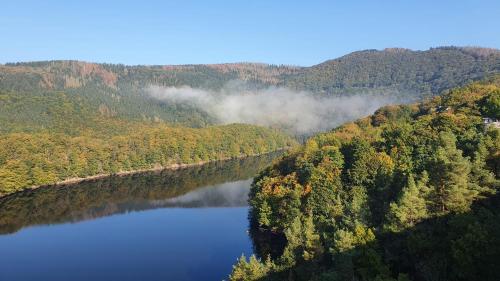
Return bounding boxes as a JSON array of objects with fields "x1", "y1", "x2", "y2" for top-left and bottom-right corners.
[{"x1": 1, "y1": 45, "x2": 498, "y2": 67}]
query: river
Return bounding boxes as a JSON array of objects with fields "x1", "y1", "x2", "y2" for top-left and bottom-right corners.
[{"x1": 0, "y1": 153, "x2": 280, "y2": 281}]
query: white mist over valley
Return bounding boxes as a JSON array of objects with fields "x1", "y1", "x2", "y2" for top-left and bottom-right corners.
[{"x1": 147, "y1": 84, "x2": 408, "y2": 134}]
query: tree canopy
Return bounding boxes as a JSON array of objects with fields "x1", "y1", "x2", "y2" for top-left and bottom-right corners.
[{"x1": 230, "y1": 76, "x2": 500, "y2": 281}]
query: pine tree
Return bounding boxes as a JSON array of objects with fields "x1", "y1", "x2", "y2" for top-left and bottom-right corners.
[
  {"x1": 229, "y1": 254, "x2": 271, "y2": 281},
  {"x1": 386, "y1": 174, "x2": 429, "y2": 231},
  {"x1": 429, "y1": 132, "x2": 477, "y2": 214},
  {"x1": 257, "y1": 200, "x2": 272, "y2": 227},
  {"x1": 469, "y1": 137, "x2": 497, "y2": 196},
  {"x1": 302, "y1": 215, "x2": 324, "y2": 261}
]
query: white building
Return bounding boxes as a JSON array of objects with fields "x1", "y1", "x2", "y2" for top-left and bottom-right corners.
[{"x1": 483, "y1": 117, "x2": 500, "y2": 130}]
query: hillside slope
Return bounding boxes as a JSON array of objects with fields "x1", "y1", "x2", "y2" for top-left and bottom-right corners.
[
  {"x1": 230, "y1": 76, "x2": 500, "y2": 281},
  {"x1": 283, "y1": 47, "x2": 500, "y2": 95},
  {"x1": 1, "y1": 47, "x2": 498, "y2": 128},
  {"x1": 0, "y1": 123, "x2": 296, "y2": 197}
]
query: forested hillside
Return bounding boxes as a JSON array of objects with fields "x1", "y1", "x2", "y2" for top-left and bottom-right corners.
[
  {"x1": 1, "y1": 46, "x2": 498, "y2": 197},
  {"x1": 0, "y1": 61, "x2": 298, "y2": 127},
  {"x1": 283, "y1": 47, "x2": 500, "y2": 95},
  {"x1": 0, "y1": 66, "x2": 299, "y2": 198},
  {"x1": 1, "y1": 47, "x2": 498, "y2": 128},
  {"x1": 230, "y1": 76, "x2": 500, "y2": 281},
  {"x1": 0, "y1": 123, "x2": 295, "y2": 197}
]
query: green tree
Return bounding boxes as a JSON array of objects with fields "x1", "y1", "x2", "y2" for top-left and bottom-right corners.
[
  {"x1": 229, "y1": 255, "x2": 272, "y2": 281},
  {"x1": 480, "y1": 91, "x2": 500, "y2": 119},
  {"x1": 385, "y1": 174, "x2": 429, "y2": 231},
  {"x1": 301, "y1": 215, "x2": 324, "y2": 261},
  {"x1": 306, "y1": 147, "x2": 345, "y2": 229},
  {"x1": 429, "y1": 132, "x2": 477, "y2": 214}
]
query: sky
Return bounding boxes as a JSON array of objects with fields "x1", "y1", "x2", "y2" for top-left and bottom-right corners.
[{"x1": 1, "y1": 0, "x2": 499, "y2": 66}]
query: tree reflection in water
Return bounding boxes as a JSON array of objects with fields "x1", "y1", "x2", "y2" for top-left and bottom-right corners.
[{"x1": 0, "y1": 152, "x2": 282, "y2": 235}]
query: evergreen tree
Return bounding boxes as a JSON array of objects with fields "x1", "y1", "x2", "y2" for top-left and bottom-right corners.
[
  {"x1": 385, "y1": 174, "x2": 429, "y2": 231},
  {"x1": 469, "y1": 141, "x2": 497, "y2": 196},
  {"x1": 229, "y1": 254, "x2": 272, "y2": 281},
  {"x1": 301, "y1": 215, "x2": 324, "y2": 261},
  {"x1": 429, "y1": 132, "x2": 477, "y2": 214}
]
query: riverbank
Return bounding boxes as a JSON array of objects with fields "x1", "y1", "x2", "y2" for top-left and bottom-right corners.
[{"x1": 0, "y1": 149, "x2": 289, "y2": 199}]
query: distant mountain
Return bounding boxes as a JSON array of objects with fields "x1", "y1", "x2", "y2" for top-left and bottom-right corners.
[
  {"x1": 282, "y1": 46, "x2": 500, "y2": 95},
  {"x1": 3, "y1": 46, "x2": 498, "y2": 93},
  {"x1": 0, "y1": 46, "x2": 498, "y2": 129}
]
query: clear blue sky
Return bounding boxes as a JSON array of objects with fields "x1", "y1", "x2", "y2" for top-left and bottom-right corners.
[{"x1": 1, "y1": 0, "x2": 499, "y2": 66}]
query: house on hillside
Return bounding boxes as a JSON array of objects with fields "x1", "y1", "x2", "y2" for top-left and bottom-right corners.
[
  {"x1": 483, "y1": 117, "x2": 500, "y2": 130},
  {"x1": 436, "y1": 106, "x2": 450, "y2": 113}
]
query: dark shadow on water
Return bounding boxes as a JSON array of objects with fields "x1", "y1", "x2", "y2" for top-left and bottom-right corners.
[{"x1": 248, "y1": 209, "x2": 287, "y2": 260}]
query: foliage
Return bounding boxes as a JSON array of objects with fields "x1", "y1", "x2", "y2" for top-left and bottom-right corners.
[
  {"x1": 0, "y1": 153, "x2": 280, "y2": 234},
  {"x1": 0, "y1": 124, "x2": 295, "y2": 197},
  {"x1": 0, "y1": 47, "x2": 498, "y2": 131},
  {"x1": 283, "y1": 47, "x2": 500, "y2": 96},
  {"x1": 236, "y1": 77, "x2": 500, "y2": 280},
  {"x1": 230, "y1": 255, "x2": 274, "y2": 281}
]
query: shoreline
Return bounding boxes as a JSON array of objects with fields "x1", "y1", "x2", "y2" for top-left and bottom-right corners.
[{"x1": 0, "y1": 149, "x2": 288, "y2": 199}]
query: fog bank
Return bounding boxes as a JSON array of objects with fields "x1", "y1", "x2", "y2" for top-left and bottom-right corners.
[{"x1": 147, "y1": 84, "x2": 408, "y2": 134}]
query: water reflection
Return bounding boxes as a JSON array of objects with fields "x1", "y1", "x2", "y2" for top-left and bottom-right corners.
[
  {"x1": 158, "y1": 179, "x2": 252, "y2": 208},
  {"x1": 0, "y1": 153, "x2": 280, "y2": 235}
]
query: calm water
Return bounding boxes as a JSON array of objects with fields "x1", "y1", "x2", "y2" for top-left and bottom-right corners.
[{"x1": 0, "y1": 154, "x2": 279, "y2": 281}]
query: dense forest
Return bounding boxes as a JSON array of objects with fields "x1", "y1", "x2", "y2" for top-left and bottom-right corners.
[
  {"x1": 0, "y1": 123, "x2": 294, "y2": 197},
  {"x1": 283, "y1": 47, "x2": 500, "y2": 95},
  {"x1": 1, "y1": 47, "x2": 498, "y2": 197},
  {"x1": 1, "y1": 47, "x2": 498, "y2": 128},
  {"x1": 230, "y1": 76, "x2": 500, "y2": 280},
  {"x1": 0, "y1": 71, "x2": 295, "y2": 197},
  {"x1": 0, "y1": 152, "x2": 280, "y2": 234}
]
